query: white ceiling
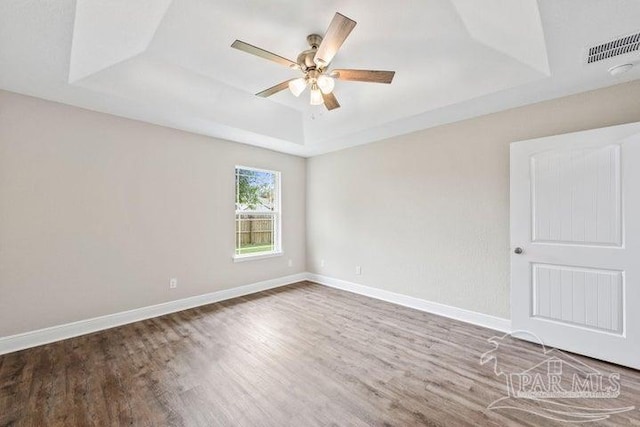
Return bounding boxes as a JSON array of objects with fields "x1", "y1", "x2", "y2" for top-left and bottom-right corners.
[{"x1": 1, "y1": 0, "x2": 639, "y2": 157}]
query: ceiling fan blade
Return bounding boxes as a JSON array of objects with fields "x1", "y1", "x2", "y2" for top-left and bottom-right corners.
[
  {"x1": 231, "y1": 40, "x2": 298, "y2": 69},
  {"x1": 322, "y1": 92, "x2": 340, "y2": 111},
  {"x1": 314, "y1": 13, "x2": 357, "y2": 67},
  {"x1": 331, "y1": 69, "x2": 395, "y2": 84},
  {"x1": 256, "y1": 79, "x2": 296, "y2": 97}
]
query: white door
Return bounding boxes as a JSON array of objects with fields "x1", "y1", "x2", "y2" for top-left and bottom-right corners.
[{"x1": 511, "y1": 122, "x2": 640, "y2": 370}]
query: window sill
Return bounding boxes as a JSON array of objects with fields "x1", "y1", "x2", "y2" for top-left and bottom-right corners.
[{"x1": 232, "y1": 251, "x2": 283, "y2": 263}]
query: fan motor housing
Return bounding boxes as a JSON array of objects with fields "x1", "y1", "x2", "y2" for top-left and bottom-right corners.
[
  {"x1": 297, "y1": 49, "x2": 318, "y2": 71},
  {"x1": 297, "y1": 34, "x2": 324, "y2": 71}
]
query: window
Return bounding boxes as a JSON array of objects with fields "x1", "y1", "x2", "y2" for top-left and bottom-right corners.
[{"x1": 234, "y1": 166, "x2": 281, "y2": 260}]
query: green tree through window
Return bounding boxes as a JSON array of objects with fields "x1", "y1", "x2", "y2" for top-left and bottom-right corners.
[{"x1": 237, "y1": 169, "x2": 260, "y2": 210}]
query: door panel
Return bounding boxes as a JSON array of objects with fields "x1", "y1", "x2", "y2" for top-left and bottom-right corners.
[
  {"x1": 532, "y1": 263, "x2": 623, "y2": 333},
  {"x1": 531, "y1": 145, "x2": 621, "y2": 246},
  {"x1": 510, "y1": 122, "x2": 640, "y2": 369}
]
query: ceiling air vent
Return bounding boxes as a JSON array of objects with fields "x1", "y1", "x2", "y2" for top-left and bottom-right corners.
[{"x1": 587, "y1": 32, "x2": 640, "y2": 64}]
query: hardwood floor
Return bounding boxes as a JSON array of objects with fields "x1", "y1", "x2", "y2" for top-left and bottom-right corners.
[{"x1": 1, "y1": 281, "x2": 639, "y2": 426}]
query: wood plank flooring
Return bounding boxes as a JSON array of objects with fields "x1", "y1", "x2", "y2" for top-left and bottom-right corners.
[{"x1": 1, "y1": 281, "x2": 639, "y2": 426}]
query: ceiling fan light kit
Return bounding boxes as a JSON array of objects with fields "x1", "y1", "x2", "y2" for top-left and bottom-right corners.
[
  {"x1": 317, "y1": 74, "x2": 335, "y2": 94},
  {"x1": 231, "y1": 12, "x2": 395, "y2": 111},
  {"x1": 309, "y1": 83, "x2": 324, "y2": 105},
  {"x1": 288, "y1": 77, "x2": 307, "y2": 97}
]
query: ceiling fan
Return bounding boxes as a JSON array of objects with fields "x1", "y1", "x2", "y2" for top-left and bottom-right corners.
[{"x1": 231, "y1": 12, "x2": 395, "y2": 111}]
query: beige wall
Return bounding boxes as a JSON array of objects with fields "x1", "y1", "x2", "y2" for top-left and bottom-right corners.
[
  {"x1": 307, "y1": 80, "x2": 640, "y2": 319},
  {"x1": 0, "y1": 90, "x2": 306, "y2": 337},
  {"x1": 3, "y1": 81, "x2": 640, "y2": 338}
]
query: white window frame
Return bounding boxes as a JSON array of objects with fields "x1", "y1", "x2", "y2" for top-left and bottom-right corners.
[{"x1": 233, "y1": 165, "x2": 282, "y2": 262}]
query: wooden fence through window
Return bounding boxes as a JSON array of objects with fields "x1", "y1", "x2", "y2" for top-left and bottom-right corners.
[{"x1": 236, "y1": 215, "x2": 273, "y2": 245}]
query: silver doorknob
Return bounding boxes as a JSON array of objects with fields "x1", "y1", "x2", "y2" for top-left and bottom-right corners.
[{"x1": 514, "y1": 247, "x2": 524, "y2": 254}]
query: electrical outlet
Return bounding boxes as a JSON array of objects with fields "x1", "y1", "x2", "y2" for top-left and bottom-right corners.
[
  {"x1": 169, "y1": 278, "x2": 178, "y2": 289},
  {"x1": 288, "y1": 259, "x2": 293, "y2": 267},
  {"x1": 355, "y1": 266, "x2": 362, "y2": 275},
  {"x1": 320, "y1": 259, "x2": 325, "y2": 268}
]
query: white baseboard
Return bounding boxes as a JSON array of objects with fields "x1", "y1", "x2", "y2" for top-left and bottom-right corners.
[
  {"x1": 307, "y1": 273, "x2": 511, "y2": 333},
  {"x1": 0, "y1": 273, "x2": 308, "y2": 356},
  {"x1": 0, "y1": 272, "x2": 511, "y2": 356}
]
